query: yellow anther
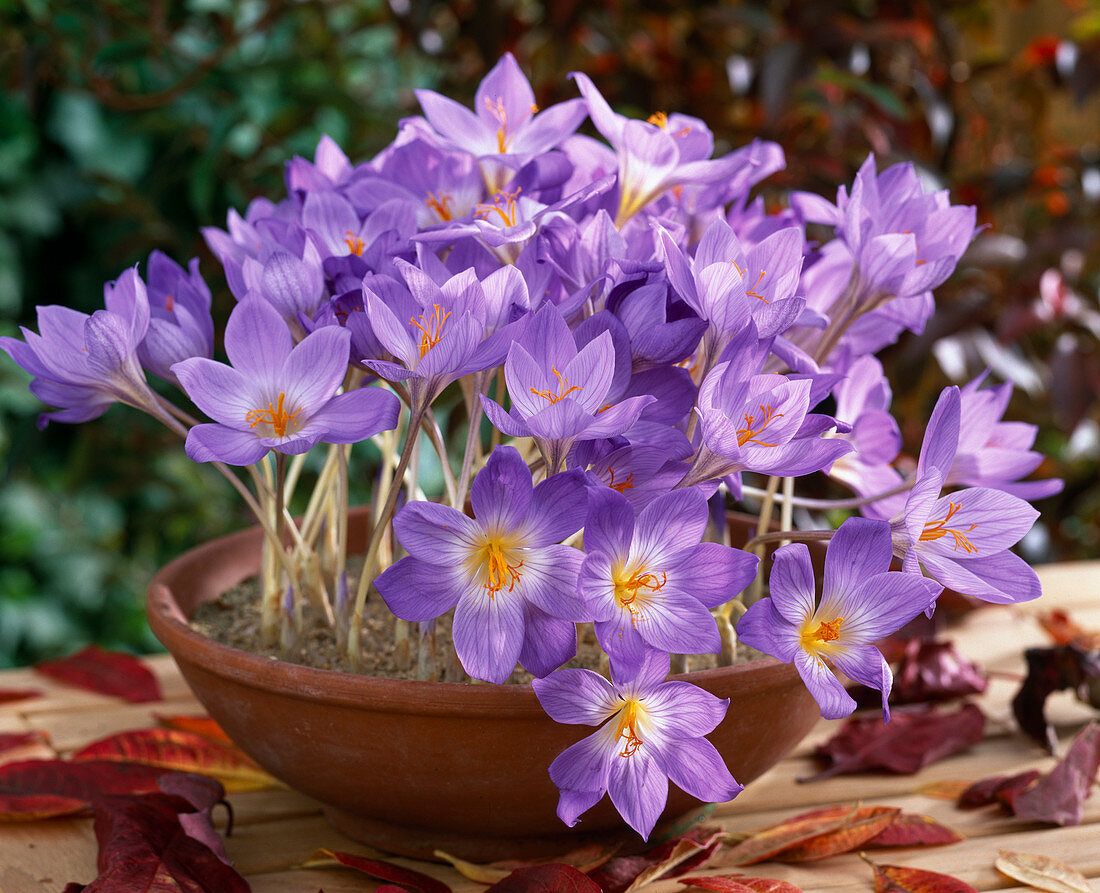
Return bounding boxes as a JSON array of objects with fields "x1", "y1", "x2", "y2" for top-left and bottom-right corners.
[
  {"x1": 736, "y1": 404, "x2": 784, "y2": 448},
  {"x1": 409, "y1": 304, "x2": 451, "y2": 358},
  {"x1": 530, "y1": 366, "x2": 582, "y2": 404},
  {"x1": 920, "y1": 502, "x2": 978, "y2": 553},
  {"x1": 245, "y1": 392, "x2": 301, "y2": 438}
]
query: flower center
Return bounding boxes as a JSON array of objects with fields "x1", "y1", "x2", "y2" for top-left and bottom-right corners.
[
  {"x1": 646, "y1": 111, "x2": 691, "y2": 138},
  {"x1": 607, "y1": 469, "x2": 635, "y2": 494},
  {"x1": 343, "y1": 230, "x2": 365, "y2": 256},
  {"x1": 245, "y1": 391, "x2": 301, "y2": 438},
  {"x1": 919, "y1": 502, "x2": 978, "y2": 553},
  {"x1": 613, "y1": 563, "x2": 666, "y2": 627},
  {"x1": 484, "y1": 96, "x2": 512, "y2": 153},
  {"x1": 732, "y1": 262, "x2": 769, "y2": 303},
  {"x1": 530, "y1": 367, "x2": 583, "y2": 405},
  {"x1": 409, "y1": 304, "x2": 451, "y2": 359},
  {"x1": 475, "y1": 187, "x2": 521, "y2": 228},
  {"x1": 424, "y1": 191, "x2": 455, "y2": 221},
  {"x1": 479, "y1": 540, "x2": 524, "y2": 600},
  {"x1": 737, "y1": 404, "x2": 784, "y2": 448},
  {"x1": 800, "y1": 616, "x2": 844, "y2": 653},
  {"x1": 164, "y1": 294, "x2": 174, "y2": 312},
  {"x1": 615, "y1": 699, "x2": 643, "y2": 758}
]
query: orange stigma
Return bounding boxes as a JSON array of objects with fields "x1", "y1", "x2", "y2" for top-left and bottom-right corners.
[
  {"x1": 731, "y1": 263, "x2": 769, "y2": 303},
  {"x1": 475, "y1": 187, "x2": 521, "y2": 228},
  {"x1": 424, "y1": 191, "x2": 455, "y2": 221},
  {"x1": 801, "y1": 615, "x2": 844, "y2": 652},
  {"x1": 481, "y1": 541, "x2": 523, "y2": 600},
  {"x1": 484, "y1": 96, "x2": 512, "y2": 153},
  {"x1": 607, "y1": 469, "x2": 635, "y2": 494},
  {"x1": 530, "y1": 367, "x2": 583, "y2": 404},
  {"x1": 614, "y1": 566, "x2": 666, "y2": 627},
  {"x1": 410, "y1": 304, "x2": 451, "y2": 358},
  {"x1": 737, "y1": 404, "x2": 784, "y2": 448},
  {"x1": 245, "y1": 392, "x2": 301, "y2": 438},
  {"x1": 615, "y1": 700, "x2": 643, "y2": 758},
  {"x1": 164, "y1": 294, "x2": 175, "y2": 312},
  {"x1": 919, "y1": 503, "x2": 978, "y2": 553},
  {"x1": 343, "y1": 230, "x2": 365, "y2": 256}
]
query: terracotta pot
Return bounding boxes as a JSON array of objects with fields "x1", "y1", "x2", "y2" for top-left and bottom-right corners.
[{"x1": 147, "y1": 508, "x2": 820, "y2": 861}]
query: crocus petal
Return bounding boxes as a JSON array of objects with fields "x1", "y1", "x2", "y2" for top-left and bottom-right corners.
[
  {"x1": 821, "y1": 517, "x2": 893, "y2": 605},
  {"x1": 280, "y1": 326, "x2": 352, "y2": 412},
  {"x1": 532, "y1": 669, "x2": 618, "y2": 725},
  {"x1": 608, "y1": 746, "x2": 668, "y2": 839},
  {"x1": 393, "y1": 501, "x2": 482, "y2": 564},
  {"x1": 636, "y1": 592, "x2": 721, "y2": 656},
  {"x1": 735, "y1": 598, "x2": 800, "y2": 663},
  {"x1": 656, "y1": 736, "x2": 742, "y2": 804},
  {"x1": 595, "y1": 616, "x2": 648, "y2": 676},
  {"x1": 917, "y1": 387, "x2": 961, "y2": 478},
  {"x1": 556, "y1": 787, "x2": 605, "y2": 828},
  {"x1": 548, "y1": 724, "x2": 615, "y2": 795},
  {"x1": 919, "y1": 488, "x2": 1039, "y2": 558},
  {"x1": 643, "y1": 680, "x2": 728, "y2": 737},
  {"x1": 471, "y1": 445, "x2": 534, "y2": 533},
  {"x1": 518, "y1": 604, "x2": 577, "y2": 678},
  {"x1": 794, "y1": 650, "x2": 857, "y2": 720},
  {"x1": 631, "y1": 489, "x2": 708, "y2": 562},
  {"x1": 415, "y1": 88, "x2": 491, "y2": 152},
  {"x1": 184, "y1": 423, "x2": 268, "y2": 466},
  {"x1": 768, "y1": 543, "x2": 817, "y2": 627},
  {"x1": 523, "y1": 469, "x2": 588, "y2": 545},
  {"x1": 224, "y1": 298, "x2": 293, "y2": 387},
  {"x1": 373, "y1": 556, "x2": 466, "y2": 622},
  {"x1": 829, "y1": 644, "x2": 893, "y2": 721},
  {"x1": 518, "y1": 545, "x2": 587, "y2": 621},
  {"x1": 479, "y1": 394, "x2": 533, "y2": 438},
  {"x1": 671, "y1": 543, "x2": 758, "y2": 610},
  {"x1": 452, "y1": 589, "x2": 526, "y2": 684},
  {"x1": 172, "y1": 357, "x2": 257, "y2": 429},
  {"x1": 826, "y1": 571, "x2": 941, "y2": 643},
  {"x1": 917, "y1": 548, "x2": 1041, "y2": 604},
  {"x1": 583, "y1": 487, "x2": 635, "y2": 561}
]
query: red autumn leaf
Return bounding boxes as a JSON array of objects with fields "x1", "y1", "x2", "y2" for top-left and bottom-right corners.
[
  {"x1": 436, "y1": 843, "x2": 616, "y2": 884},
  {"x1": 157, "y1": 774, "x2": 233, "y2": 865},
  {"x1": 722, "y1": 805, "x2": 898, "y2": 865},
  {"x1": 72, "y1": 728, "x2": 276, "y2": 792},
  {"x1": 891, "y1": 639, "x2": 988, "y2": 704},
  {"x1": 34, "y1": 645, "x2": 161, "y2": 703},
  {"x1": 588, "y1": 827, "x2": 724, "y2": 893},
  {"x1": 862, "y1": 813, "x2": 964, "y2": 847},
  {"x1": 301, "y1": 848, "x2": 452, "y2": 893},
  {"x1": 1011, "y1": 646, "x2": 1100, "y2": 750},
  {"x1": 956, "y1": 770, "x2": 1041, "y2": 810},
  {"x1": 154, "y1": 714, "x2": 234, "y2": 746},
  {"x1": 0, "y1": 688, "x2": 41, "y2": 704},
  {"x1": 77, "y1": 788, "x2": 248, "y2": 892},
  {"x1": 1037, "y1": 609, "x2": 1100, "y2": 649},
  {"x1": 0, "y1": 759, "x2": 177, "y2": 820},
  {"x1": 863, "y1": 856, "x2": 978, "y2": 893},
  {"x1": 1011, "y1": 722, "x2": 1100, "y2": 825},
  {"x1": 771, "y1": 806, "x2": 900, "y2": 862},
  {"x1": 680, "y1": 876, "x2": 805, "y2": 892},
  {"x1": 805, "y1": 704, "x2": 985, "y2": 781},
  {"x1": 486, "y1": 864, "x2": 602, "y2": 892},
  {"x1": 0, "y1": 731, "x2": 47, "y2": 756}
]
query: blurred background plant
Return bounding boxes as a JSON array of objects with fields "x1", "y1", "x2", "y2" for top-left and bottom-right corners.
[{"x1": 1, "y1": 0, "x2": 1097, "y2": 666}]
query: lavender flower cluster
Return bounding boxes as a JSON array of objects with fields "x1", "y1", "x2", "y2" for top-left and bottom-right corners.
[{"x1": 1, "y1": 55, "x2": 1060, "y2": 838}]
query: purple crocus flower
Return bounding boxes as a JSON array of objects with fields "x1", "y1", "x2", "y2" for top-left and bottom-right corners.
[
  {"x1": 137, "y1": 252, "x2": 215, "y2": 383},
  {"x1": 1, "y1": 267, "x2": 158, "y2": 427},
  {"x1": 889, "y1": 387, "x2": 1042, "y2": 604},
  {"x1": 579, "y1": 488, "x2": 758, "y2": 672},
  {"x1": 172, "y1": 298, "x2": 400, "y2": 465},
  {"x1": 737, "y1": 517, "x2": 942, "y2": 720},
  {"x1": 680, "y1": 363, "x2": 852, "y2": 489},
  {"x1": 374, "y1": 446, "x2": 590, "y2": 684},
  {"x1": 532, "y1": 650, "x2": 742, "y2": 838}
]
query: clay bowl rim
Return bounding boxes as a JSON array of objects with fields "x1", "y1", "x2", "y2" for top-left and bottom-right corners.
[{"x1": 148, "y1": 518, "x2": 797, "y2": 720}]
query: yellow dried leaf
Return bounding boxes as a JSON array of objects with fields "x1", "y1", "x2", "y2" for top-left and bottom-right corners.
[
  {"x1": 994, "y1": 849, "x2": 1091, "y2": 893},
  {"x1": 914, "y1": 780, "x2": 972, "y2": 800},
  {"x1": 434, "y1": 849, "x2": 511, "y2": 884}
]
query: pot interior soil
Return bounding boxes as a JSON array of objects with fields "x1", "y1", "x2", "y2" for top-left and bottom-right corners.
[{"x1": 190, "y1": 562, "x2": 752, "y2": 682}]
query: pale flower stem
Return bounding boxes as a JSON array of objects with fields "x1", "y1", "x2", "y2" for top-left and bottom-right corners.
[
  {"x1": 348, "y1": 406, "x2": 425, "y2": 667},
  {"x1": 780, "y1": 476, "x2": 794, "y2": 547},
  {"x1": 743, "y1": 474, "x2": 781, "y2": 607},
  {"x1": 422, "y1": 408, "x2": 457, "y2": 505},
  {"x1": 282, "y1": 451, "x2": 308, "y2": 507},
  {"x1": 742, "y1": 528, "x2": 836, "y2": 552},
  {"x1": 490, "y1": 370, "x2": 506, "y2": 451},
  {"x1": 455, "y1": 372, "x2": 488, "y2": 510},
  {"x1": 417, "y1": 618, "x2": 437, "y2": 681},
  {"x1": 740, "y1": 477, "x2": 915, "y2": 510}
]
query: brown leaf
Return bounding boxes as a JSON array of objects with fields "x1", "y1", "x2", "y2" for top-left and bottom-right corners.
[
  {"x1": 994, "y1": 849, "x2": 1092, "y2": 893},
  {"x1": 0, "y1": 759, "x2": 178, "y2": 820},
  {"x1": 78, "y1": 789, "x2": 248, "y2": 892},
  {"x1": 1037, "y1": 609, "x2": 1100, "y2": 650},
  {"x1": 154, "y1": 714, "x2": 234, "y2": 746},
  {"x1": 956, "y1": 770, "x2": 1040, "y2": 810},
  {"x1": 862, "y1": 813, "x2": 964, "y2": 847},
  {"x1": 435, "y1": 844, "x2": 615, "y2": 884},
  {"x1": 0, "y1": 688, "x2": 42, "y2": 704},
  {"x1": 862, "y1": 855, "x2": 978, "y2": 892},
  {"x1": 718, "y1": 805, "x2": 871, "y2": 866},
  {"x1": 1011, "y1": 722, "x2": 1100, "y2": 825},
  {"x1": 806, "y1": 704, "x2": 985, "y2": 781},
  {"x1": 770, "y1": 806, "x2": 900, "y2": 862},
  {"x1": 72, "y1": 728, "x2": 277, "y2": 792},
  {"x1": 300, "y1": 848, "x2": 452, "y2": 893},
  {"x1": 588, "y1": 828, "x2": 724, "y2": 893},
  {"x1": 892, "y1": 639, "x2": 988, "y2": 704},
  {"x1": 1012, "y1": 647, "x2": 1100, "y2": 750},
  {"x1": 486, "y1": 864, "x2": 602, "y2": 892},
  {"x1": 34, "y1": 645, "x2": 161, "y2": 703},
  {"x1": 679, "y1": 877, "x2": 805, "y2": 893}
]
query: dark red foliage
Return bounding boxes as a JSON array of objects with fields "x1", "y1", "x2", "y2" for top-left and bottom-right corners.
[
  {"x1": 0, "y1": 689, "x2": 42, "y2": 704},
  {"x1": 1011, "y1": 646, "x2": 1100, "y2": 750},
  {"x1": 1011, "y1": 722, "x2": 1100, "y2": 826},
  {"x1": 891, "y1": 639, "x2": 988, "y2": 704},
  {"x1": 588, "y1": 828, "x2": 724, "y2": 893},
  {"x1": 311, "y1": 850, "x2": 452, "y2": 893},
  {"x1": 805, "y1": 704, "x2": 985, "y2": 781},
  {"x1": 486, "y1": 864, "x2": 602, "y2": 892},
  {"x1": 34, "y1": 645, "x2": 162, "y2": 703},
  {"x1": 956, "y1": 770, "x2": 1041, "y2": 810},
  {"x1": 0, "y1": 759, "x2": 177, "y2": 820}
]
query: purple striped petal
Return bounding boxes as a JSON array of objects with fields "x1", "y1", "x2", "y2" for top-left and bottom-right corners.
[
  {"x1": 184, "y1": 423, "x2": 268, "y2": 466},
  {"x1": 392, "y1": 501, "x2": 481, "y2": 563},
  {"x1": 822, "y1": 517, "x2": 893, "y2": 604},
  {"x1": 452, "y1": 588, "x2": 526, "y2": 684},
  {"x1": 608, "y1": 746, "x2": 667, "y2": 839},
  {"x1": 471, "y1": 445, "x2": 533, "y2": 533},
  {"x1": 532, "y1": 669, "x2": 618, "y2": 725},
  {"x1": 643, "y1": 680, "x2": 728, "y2": 737},
  {"x1": 656, "y1": 736, "x2": 741, "y2": 804},
  {"x1": 829, "y1": 644, "x2": 893, "y2": 721},
  {"x1": 373, "y1": 556, "x2": 466, "y2": 622},
  {"x1": 794, "y1": 649, "x2": 857, "y2": 720},
  {"x1": 518, "y1": 605, "x2": 577, "y2": 678},
  {"x1": 768, "y1": 543, "x2": 817, "y2": 626},
  {"x1": 518, "y1": 545, "x2": 587, "y2": 621},
  {"x1": 224, "y1": 299, "x2": 292, "y2": 388},
  {"x1": 548, "y1": 725, "x2": 615, "y2": 794},
  {"x1": 735, "y1": 598, "x2": 800, "y2": 663}
]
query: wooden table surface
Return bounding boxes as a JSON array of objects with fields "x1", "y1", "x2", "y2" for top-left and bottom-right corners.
[{"x1": 1, "y1": 561, "x2": 1099, "y2": 892}]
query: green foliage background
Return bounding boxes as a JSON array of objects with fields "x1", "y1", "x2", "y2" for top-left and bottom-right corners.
[{"x1": 1, "y1": 0, "x2": 1098, "y2": 666}]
